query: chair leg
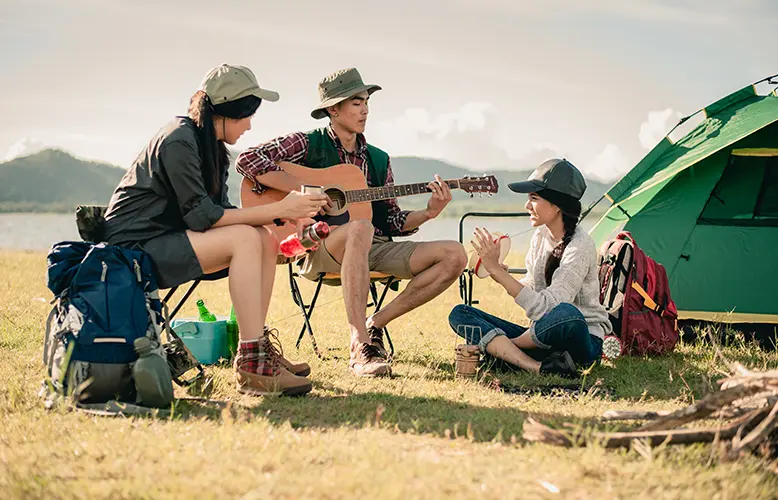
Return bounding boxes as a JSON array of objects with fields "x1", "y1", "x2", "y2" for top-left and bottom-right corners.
[
  {"x1": 162, "y1": 286, "x2": 178, "y2": 306},
  {"x1": 288, "y1": 266, "x2": 326, "y2": 359},
  {"x1": 467, "y1": 270, "x2": 476, "y2": 306},
  {"x1": 374, "y1": 278, "x2": 394, "y2": 310},
  {"x1": 167, "y1": 281, "x2": 200, "y2": 324},
  {"x1": 371, "y1": 278, "x2": 396, "y2": 359},
  {"x1": 459, "y1": 272, "x2": 467, "y2": 304},
  {"x1": 159, "y1": 286, "x2": 179, "y2": 331}
]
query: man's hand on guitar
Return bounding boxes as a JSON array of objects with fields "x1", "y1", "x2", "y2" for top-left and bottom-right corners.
[
  {"x1": 319, "y1": 195, "x2": 333, "y2": 216},
  {"x1": 424, "y1": 174, "x2": 452, "y2": 219},
  {"x1": 278, "y1": 190, "x2": 329, "y2": 220}
]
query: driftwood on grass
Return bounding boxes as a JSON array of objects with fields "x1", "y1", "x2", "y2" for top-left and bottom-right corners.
[
  {"x1": 525, "y1": 405, "x2": 774, "y2": 448},
  {"x1": 522, "y1": 362, "x2": 778, "y2": 459},
  {"x1": 601, "y1": 409, "x2": 671, "y2": 422},
  {"x1": 637, "y1": 382, "x2": 770, "y2": 431}
]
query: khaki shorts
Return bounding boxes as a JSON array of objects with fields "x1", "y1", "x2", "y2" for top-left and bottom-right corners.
[{"x1": 298, "y1": 235, "x2": 421, "y2": 281}]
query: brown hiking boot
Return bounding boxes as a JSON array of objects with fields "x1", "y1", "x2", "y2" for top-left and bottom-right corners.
[
  {"x1": 368, "y1": 326, "x2": 389, "y2": 360},
  {"x1": 233, "y1": 336, "x2": 312, "y2": 396},
  {"x1": 265, "y1": 327, "x2": 311, "y2": 377},
  {"x1": 350, "y1": 342, "x2": 391, "y2": 377}
]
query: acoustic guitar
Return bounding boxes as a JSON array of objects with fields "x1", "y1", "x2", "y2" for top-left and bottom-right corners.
[{"x1": 240, "y1": 161, "x2": 499, "y2": 241}]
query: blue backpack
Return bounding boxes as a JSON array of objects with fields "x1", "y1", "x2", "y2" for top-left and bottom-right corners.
[{"x1": 43, "y1": 242, "x2": 168, "y2": 404}]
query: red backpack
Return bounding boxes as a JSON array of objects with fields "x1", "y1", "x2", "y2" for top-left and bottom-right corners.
[{"x1": 597, "y1": 231, "x2": 679, "y2": 356}]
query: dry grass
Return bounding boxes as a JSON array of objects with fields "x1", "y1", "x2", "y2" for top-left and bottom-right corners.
[{"x1": 1, "y1": 250, "x2": 777, "y2": 499}]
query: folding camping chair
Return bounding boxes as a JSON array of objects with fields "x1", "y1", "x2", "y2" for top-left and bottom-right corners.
[
  {"x1": 286, "y1": 262, "x2": 400, "y2": 359},
  {"x1": 458, "y1": 211, "x2": 530, "y2": 306}
]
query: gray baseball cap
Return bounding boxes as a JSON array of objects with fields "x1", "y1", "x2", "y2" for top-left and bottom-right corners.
[{"x1": 508, "y1": 158, "x2": 587, "y2": 200}]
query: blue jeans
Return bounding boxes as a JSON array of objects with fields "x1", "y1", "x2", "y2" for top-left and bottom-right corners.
[{"x1": 448, "y1": 303, "x2": 603, "y2": 365}]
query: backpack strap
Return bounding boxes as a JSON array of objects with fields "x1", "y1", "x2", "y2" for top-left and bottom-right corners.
[
  {"x1": 43, "y1": 304, "x2": 58, "y2": 367},
  {"x1": 630, "y1": 281, "x2": 666, "y2": 316},
  {"x1": 602, "y1": 240, "x2": 632, "y2": 309},
  {"x1": 599, "y1": 264, "x2": 614, "y2": 305}
]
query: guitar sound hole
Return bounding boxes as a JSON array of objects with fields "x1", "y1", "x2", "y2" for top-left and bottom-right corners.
[{"x1": 325, "y1": 188, "x2": 346, "y2": 211}]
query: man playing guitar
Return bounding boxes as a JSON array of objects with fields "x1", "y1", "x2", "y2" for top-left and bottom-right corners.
[{"x1": 236, "y1": 68, "x2": 468, "y2": 377}]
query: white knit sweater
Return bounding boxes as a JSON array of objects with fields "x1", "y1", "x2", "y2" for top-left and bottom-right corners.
[{"x1": 515, "y1": 225, "x2": 612, "y2": 340}]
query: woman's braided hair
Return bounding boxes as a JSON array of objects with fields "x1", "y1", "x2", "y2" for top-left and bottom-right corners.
[{"x1": 540, "y1": 189, "x2": 582, "y2": 286}]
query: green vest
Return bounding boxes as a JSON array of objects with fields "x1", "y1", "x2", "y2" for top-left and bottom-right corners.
[{"x1": 305, "y1": 128, "x2": 392, "y2": 236}]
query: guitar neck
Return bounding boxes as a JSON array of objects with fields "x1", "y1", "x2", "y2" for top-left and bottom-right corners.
[{"x1": 345, "y1": 180, "x2": 462, "y2": 204}]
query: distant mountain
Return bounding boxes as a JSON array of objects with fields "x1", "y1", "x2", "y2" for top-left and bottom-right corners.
[
  {"x1": 0, "y1": 149, "x2": 125, "y2": 213},
  {"x1": 0, "y1": 149, "x2": 613, "y2": 216}
]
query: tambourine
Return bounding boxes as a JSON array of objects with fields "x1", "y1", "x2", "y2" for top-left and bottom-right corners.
[{"x1": 468, "y1": 233, "x2": 511, "y2": 279}]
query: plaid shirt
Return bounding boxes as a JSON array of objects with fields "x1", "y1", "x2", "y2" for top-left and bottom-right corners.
[{"x1": 236, "y1": 126, "x2": 415, "y2": 237}]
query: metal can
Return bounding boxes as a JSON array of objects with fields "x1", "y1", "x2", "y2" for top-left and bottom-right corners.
[{"x1": 299, "y1": 221, "x2": 330, "y2": 248}]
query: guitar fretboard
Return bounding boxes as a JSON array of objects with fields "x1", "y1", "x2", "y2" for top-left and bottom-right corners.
[{"x1": 345, "y1": 180, "x2": 462, "y2": 204}]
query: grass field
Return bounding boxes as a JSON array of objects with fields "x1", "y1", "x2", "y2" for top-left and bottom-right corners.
[{"x1": 2, "y1": 250, "x2": 777, "y2": 499}]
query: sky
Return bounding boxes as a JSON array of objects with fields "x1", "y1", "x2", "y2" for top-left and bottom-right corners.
[{"x1": 1, "y1": 0, "x2": 776, "y2": 183}]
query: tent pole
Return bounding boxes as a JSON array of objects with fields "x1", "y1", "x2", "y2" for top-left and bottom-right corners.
[{"x1": 580, "y1": 194, "x2": 606, "y2": 222}]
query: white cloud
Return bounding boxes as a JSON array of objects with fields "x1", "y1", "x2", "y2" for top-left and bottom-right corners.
[
  {"x1": 581, "y1": 143, "x2": 630, "y2": 183},
  {"x1": 4, "y1": 137, "x2": 46, "y2": 161},
  {"x1": 639, "y1": 108, "x2": 682, "y2": 149},
  {"x1": 370, "y1": 102, "x2": 514, "y2": 168},
  {"x1": 371, "y1": 103, "x2": 569, "y2": 172},
  {"x1": 503, "y1": 144, "x2": 563, "y2": 173}
]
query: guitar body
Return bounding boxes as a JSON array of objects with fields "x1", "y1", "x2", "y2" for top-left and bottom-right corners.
[
  {"x1": 240, "y1": 162, "x2": 373, "y2": 241},
  {"x1": 239, "y1": 161, "x2": 498, "y2": 249}
]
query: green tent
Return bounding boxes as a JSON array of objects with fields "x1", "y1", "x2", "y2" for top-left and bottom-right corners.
[{"x1": 590, "y1": 76, "x2": 778, "y2": 324}]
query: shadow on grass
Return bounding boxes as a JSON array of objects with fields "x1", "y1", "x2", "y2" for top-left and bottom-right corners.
[
  {"x1": 400, "y1": 339, "x2": 776, "y2": 402},
  {"x1": 173, "y1": 386, "x2": 599, "y2": 443},
  {"x1": 167, "y1": 336, "x2": 778, "y2": 443},
  {"x1": 398, "y1": 348, "x2": 702, "y2": 401}
]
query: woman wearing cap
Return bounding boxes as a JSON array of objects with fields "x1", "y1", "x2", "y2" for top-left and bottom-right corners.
[
  {"x1": 103, "y1": 64, "x2": 328, "y2": 396},
  {"x1": 448, "y1": 159, "x2": 612, "y2": 377}
]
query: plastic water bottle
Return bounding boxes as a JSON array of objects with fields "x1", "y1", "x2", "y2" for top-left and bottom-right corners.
[
  {"x1": 133, "y1": 337, "x2": 174, "y2": 408},
  {"x1": 226, "y1": 306, "x2": 239, "y2": 360},
  {"x1": 196, "y1": 299, "x2": 217, "y2": 322}
]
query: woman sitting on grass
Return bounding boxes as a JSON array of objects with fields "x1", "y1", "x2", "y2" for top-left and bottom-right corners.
[
  {"x1": 448, "y1": 159, "x2": 612, "y2": 377},
  {"x1": 103, "y1": 64, "x2": 328, "y2": 396}
]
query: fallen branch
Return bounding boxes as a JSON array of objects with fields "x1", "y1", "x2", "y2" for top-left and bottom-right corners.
[
  {"x1": 601, "y1": 399, "x2": 778, "y2": 422},
  {"x1": 602, "y1": 409, "x2": 671, "y2": 421},
  {"x1": 732, "y1": 400, "x2": 778, "y2": 453},
  {"x1": 638, "y1": 383, "x2": 770, "y2": 431},
  {"x1": 524, "y1": 407, "x2": 771, "y2": 449}
]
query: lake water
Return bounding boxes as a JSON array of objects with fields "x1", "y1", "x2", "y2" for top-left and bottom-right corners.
[{"x1": 0, "y1": 213, "x2": 593, "y2": 252}]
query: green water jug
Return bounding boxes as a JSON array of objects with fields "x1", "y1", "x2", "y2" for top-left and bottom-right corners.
[
  {"x1": 196, "y1": 299, "x2": 217, "y2": 322},
  {"x1": 133, "y1": 337, "x2": 174, "y2": 408}
]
